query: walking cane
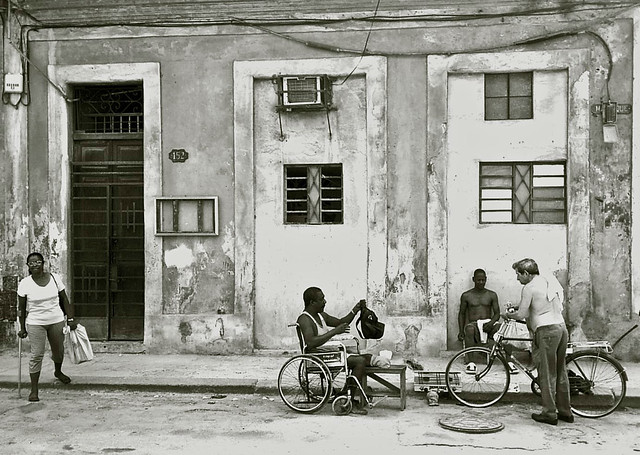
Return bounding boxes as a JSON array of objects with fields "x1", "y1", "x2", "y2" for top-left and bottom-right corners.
[{"x1": 18, "y1": 335, "x2": 22, "y2": 398}]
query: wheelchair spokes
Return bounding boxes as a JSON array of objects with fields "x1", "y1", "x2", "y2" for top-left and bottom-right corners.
[{"x1": 278, "y1": 355, "x2": 332, "y2": 413}]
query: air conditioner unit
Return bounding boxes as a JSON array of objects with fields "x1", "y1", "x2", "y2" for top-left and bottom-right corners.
[{"x1": 276, "y1": 75, "x2": 333, "y2": 110}]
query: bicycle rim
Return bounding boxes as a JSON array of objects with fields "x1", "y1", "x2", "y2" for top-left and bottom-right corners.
[
  {"x1": 567, "y1": 352, "x2": 626, "y2": 418},
  {"x1": 445, "y1": 347, "x2": 510, "y2": 407},
  {"x1": 278, "y1": 355, "x2": 332, "y2": 413}
]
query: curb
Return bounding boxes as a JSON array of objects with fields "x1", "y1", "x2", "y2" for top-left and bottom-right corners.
[
  {"x1": 2, "y1": 379, "x2": 640, "y2": 409},
  {"x1": 0, "y1": 378, "x2": 261, "y2": 395}
]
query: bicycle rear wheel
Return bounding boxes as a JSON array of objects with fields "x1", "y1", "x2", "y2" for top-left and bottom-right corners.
[
  {"x1": 278, "y1": 355, "x2": 332, "y2": 413},
  {"x1": 445, "y1": 347, "x2": 510, "y2": 407},
  {"x1": 566, "y1": 351, "x2": 627, "y2": 418}
]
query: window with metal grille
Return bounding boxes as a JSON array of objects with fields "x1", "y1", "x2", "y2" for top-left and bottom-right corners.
[
  {"x1": 74, "y1": 84, "x2": 143, "y2": 133},
  {"x1": 485, "y1": 72, "x2": 533, "y2": 120},
  {"x1": 285, "y1": 164, "x2": 343, "y2": 224},
  {"x1": 479, "y1": 162, "x2": 566, "y2": 224}
]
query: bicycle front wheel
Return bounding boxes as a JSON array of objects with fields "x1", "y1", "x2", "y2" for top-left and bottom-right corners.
[
  {"x1": 445, "y1": 347, "x2": 510, "y2": 407},
  {"x1": 278, "y1": 355, "x2": 332, "y2": 413},
  {"x1": 566, "y1": 351, "x2": 627, "y2": 418}
]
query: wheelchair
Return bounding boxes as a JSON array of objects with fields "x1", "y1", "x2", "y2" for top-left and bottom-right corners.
[{"x1": 277, "y1": 323, "x2": 372, "y2": 415}]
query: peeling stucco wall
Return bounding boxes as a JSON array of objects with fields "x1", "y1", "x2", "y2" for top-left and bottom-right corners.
[
  {"x1": 0, "y1": 13, "x2": 30, "y2": 348},
  {"x1": 578, "y1": 20, "x2": 635, "y2": 359},
  {"x1": 162, "y1": 242, "x2": 234, "y2": 315}
]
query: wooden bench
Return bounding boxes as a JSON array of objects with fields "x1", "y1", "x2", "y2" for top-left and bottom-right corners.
[{"x1": 362, "y1": 365, "x2": 407, "y2": 410}]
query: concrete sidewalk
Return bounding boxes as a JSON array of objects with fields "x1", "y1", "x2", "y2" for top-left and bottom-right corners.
[{"x1": 1, "y1": 349, "x2": 639, "y2": 408}]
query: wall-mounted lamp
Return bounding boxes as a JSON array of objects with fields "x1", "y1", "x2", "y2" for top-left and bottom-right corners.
[{"x1": 592, "y1": 101, "x2": 632, "y2": 144}]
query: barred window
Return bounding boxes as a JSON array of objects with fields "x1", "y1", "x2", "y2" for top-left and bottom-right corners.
[
  {"x1": 74, "y1": 84, "x2": 143, "y2": 133},
  {"x1": 285, "y1": 164, "x2": 343, "y2": 224},
  {"x1": 480, "y1": 162, "x2": 566, "y2": 224},
  {"x1": 485, "y1": 72, "x2": 533, "y2": 120}
]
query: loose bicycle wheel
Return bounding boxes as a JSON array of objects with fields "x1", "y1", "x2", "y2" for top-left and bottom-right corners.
[
  {"x1": 278, "y1": 355, "x2": 332, "y2": 413},
  {"x1": 445, "y1": 347, "x2": 510, "y2": 407},
  {"x1": 566, "y1": 351, "x2": 627, "y2": 418}
]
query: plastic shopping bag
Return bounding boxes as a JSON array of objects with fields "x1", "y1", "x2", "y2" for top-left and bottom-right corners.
[
  {"x1": 63, "y1": 323, "x2": 94, "y2": 364},
  {"x1": 495, "y1": 320, "x2": 532, "y2": 351}
]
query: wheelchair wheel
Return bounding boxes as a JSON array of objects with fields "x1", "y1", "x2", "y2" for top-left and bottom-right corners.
[
  {"x1": 332, "y1": 395, "x2": 353, "y2": 415},
  {"x1": 278, "y1": 355, "x2": 332, "y2": 413}
]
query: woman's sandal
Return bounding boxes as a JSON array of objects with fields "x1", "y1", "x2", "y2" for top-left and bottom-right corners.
[{"x1": 54, "y1": 372, "x2": 71, "y2": 384}]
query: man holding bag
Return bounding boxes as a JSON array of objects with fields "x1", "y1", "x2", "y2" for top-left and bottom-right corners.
[
  {"x1": 17, "y1": 252, "x2": 77, "y2": 402},
  {"x1": 297, "y1": 287, "x2": 372, "y2": 414}
]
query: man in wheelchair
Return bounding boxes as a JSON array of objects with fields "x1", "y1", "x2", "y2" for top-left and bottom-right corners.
[{"x1": 297, "y1": 287, "x2": 372, "y2": 414}]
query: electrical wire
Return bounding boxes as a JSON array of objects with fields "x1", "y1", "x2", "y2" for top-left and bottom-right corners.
[
  {"x1": 16, "y1": 0, "x2": 640, "y2": 28},
  {"x1": 339, "y1": 0, "x2": 382, "y2": 85},
  {"x1": 7, "y1": 38, "x2": 75, "y2": 102},
  {"x1": 12, "y1": 1, "x2": 640, "y2": 28},
  {"x1": 1, "y1": 0, "x2": 640, "y2": 28},
  {"x1": 4, "y1": 0, "x2": 627, "y2": 106}
]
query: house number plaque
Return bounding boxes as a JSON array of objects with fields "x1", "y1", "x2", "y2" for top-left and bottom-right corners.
[{"x1": 169, "y1": 149, "x2": 189, "y2": 163}]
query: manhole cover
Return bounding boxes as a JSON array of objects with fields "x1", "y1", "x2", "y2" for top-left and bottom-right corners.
[{"x1": 439, "y1": 415, "x2": 504, "y2": 434}]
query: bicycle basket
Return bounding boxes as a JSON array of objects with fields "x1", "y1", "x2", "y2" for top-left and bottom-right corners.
[{"x1": 497, "y1": 320, "x2": 531, "y2": 351}]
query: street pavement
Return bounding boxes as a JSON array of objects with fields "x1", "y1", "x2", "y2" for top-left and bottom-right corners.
[{"x1": 1, "y1": 347, "x2": 640, "y2": 409}]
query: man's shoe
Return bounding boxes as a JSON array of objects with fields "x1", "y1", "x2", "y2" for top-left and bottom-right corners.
[
  {"x1": 508, "y1": 362, "x2": 519, "y2": 374},
  {"x1": 558, "y1": 413, "x2": 574, "y2": 423},
  {"x1": 531, "y1": 413, "x2": 557, "y2": 425},
  {"x1": 465, "y1": 362, "x2": 477, "y2": 374}
]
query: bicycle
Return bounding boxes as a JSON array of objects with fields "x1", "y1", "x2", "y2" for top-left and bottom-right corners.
[{"x1": 445, "y1": 317, "x2": 635, "y2": 418}]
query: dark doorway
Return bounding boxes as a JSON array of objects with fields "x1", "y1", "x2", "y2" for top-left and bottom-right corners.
[{"x1": 71, "y1": 85, "x2": 144, "y2": 340}]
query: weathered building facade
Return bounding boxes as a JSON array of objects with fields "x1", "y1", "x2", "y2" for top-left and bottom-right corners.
[{"x1": 1, "y1": 1, "x2": 639, "y2": 360}]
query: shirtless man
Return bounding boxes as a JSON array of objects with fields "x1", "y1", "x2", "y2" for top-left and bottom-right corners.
[
  {"x1": 458, "y1": 269, "x2": 501, "y2": 372},
  {"x1": 504, "y1": 258, "x2": 572, "y2": 425},
  {"x1": 297, "y1": 287, "x2": 371, "y2": 414}
]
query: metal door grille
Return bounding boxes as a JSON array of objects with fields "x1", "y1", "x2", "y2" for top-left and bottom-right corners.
[
  {"x1": 74, "y1": 85, "x2": 143, "y2": 134},
  {"x1": 71, "y1": 140, "x2": 144, "y2": 340}
]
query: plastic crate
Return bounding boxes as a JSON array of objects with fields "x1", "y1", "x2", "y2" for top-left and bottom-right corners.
[{"x1": 414, "y1": 371, "x2": 460, "y2": 393}]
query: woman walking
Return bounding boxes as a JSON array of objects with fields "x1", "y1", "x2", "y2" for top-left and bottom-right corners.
[{"x1": 17, "y1": 252, "x2": 77, "y2": 402}]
